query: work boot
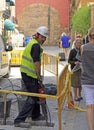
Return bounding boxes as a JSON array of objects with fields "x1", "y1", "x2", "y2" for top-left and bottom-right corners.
[
  {"x1": 32, "y1": 114, "x2": 45, "y2": 121},
  {"x1": 14, "y1": 122, "x2": 31, "y2": 128}
]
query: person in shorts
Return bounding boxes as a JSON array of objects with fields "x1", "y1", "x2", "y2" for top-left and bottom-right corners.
[
  {"x1": 81, "y1": 27, "x2": 94, "y2": 130},
  {"x1": 60, "y1": 32, "x2": 71, "y2": 59}
]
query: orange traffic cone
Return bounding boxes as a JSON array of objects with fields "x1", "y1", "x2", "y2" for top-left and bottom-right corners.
[{"x1": 68, "y1": 91, "x2": 74, "y2": 108}]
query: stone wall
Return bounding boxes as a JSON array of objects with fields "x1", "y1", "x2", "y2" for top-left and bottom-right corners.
[
  {"x1": 81, "y1": 0, "x2": 94, "y2": 6},
  {"x1": 17, "y1": 3, "x2": 62, "y2": 45},
  {"x1": 15, "y1": 0, "x2": 71, "y2": 46}
]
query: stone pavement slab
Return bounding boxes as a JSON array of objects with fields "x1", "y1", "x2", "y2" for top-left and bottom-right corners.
[
  {"x1": 0, "y1": 125, "x2": 27, "y2": 130},
  {"x1": 0, "y1": 99, "x2": 88, "y2": 130}
]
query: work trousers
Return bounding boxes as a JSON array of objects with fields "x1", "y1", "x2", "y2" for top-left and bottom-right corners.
[{"x1": 14, "y1": 72, "x2": 40, "y2": 124}]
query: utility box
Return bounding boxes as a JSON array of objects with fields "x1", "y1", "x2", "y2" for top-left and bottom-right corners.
[{"x1": 0, "y1": 98, "x2": 11, "y2": 118}]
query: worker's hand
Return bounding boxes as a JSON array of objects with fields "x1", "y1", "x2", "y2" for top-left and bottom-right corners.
[
  {"x1": 38, "y1": 77, "x2": 44, "y2": 88},
  {"x1": 38, "y1": 75, "x2": 44, "y2": 82},
  {"x1": 75, "y1": 61, "x2": 80, "y2": 65}
]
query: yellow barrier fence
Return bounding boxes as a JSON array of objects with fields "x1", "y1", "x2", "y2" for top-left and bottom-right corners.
[
  {"x1": 0, "y1": 64, "x2": 71, "y2": 130},
  {"x1": 0, "y1": 52, "x2": 86, "y2": 129},
  {"x1": 42, "y1": 52, "x2": 59, "y2": 85},
  {"x1": 10, "y1": 48, "x2": 24, "y2": 66}
]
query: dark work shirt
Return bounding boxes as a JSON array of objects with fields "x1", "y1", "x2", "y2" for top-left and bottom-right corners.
[{"x1": 31, "y1": 44, "x2": 41, "y2": 62}]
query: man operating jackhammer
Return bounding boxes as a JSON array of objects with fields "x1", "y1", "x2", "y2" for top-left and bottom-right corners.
[{"x1": 14, "y1": 26, "x2": 48, "y2": 127}]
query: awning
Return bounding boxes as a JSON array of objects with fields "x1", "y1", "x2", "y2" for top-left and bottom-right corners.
[
  {"x1": 6, "y1": 0, "x2": 15, "y2": 6},
  {"x1": 4, "y1": 19, "x2": 15, "y2": 30}
]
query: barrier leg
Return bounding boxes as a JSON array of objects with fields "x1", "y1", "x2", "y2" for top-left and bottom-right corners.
[
  {"x1": 68, "y1": 91, "x2": 74, "y2": 108},
  {"x1": 3, "y1": 93, "x2": 7, "y2": 125}
]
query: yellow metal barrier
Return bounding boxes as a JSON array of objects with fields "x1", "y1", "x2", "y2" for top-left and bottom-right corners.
[
  {"x1": 10, "y1": 48, "x2": 24, "y2": 66},
  {"x1": 42, "y1": 53, "x2": 59, "y2": 75},
  {"x1": 57, "y1": 64, "x2": 71, "y2": 130},
  {"x1": 42, "y1": 53, "x2": 59, "y2": 85},
  {"x1": 0, "y1": 64, "x2": 71, "y2": 130},
  {"x1": 0, "y1": 54, "x2": 86, "y2": 129}
]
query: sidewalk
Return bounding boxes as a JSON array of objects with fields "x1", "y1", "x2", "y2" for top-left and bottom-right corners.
[
  {"x1": 0, "y1": 46, "x2": 88, "y2": 130},
  {"x1": 0, "y1": 99, "x2": 88, "y2": 130}
]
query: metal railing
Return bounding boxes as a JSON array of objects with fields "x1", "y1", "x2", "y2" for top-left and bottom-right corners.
[{"x1": 42, "y1": 52, "x2": 59, "y2": 85}]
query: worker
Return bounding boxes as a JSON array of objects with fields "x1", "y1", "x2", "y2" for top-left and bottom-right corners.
[{"x1": 14, "y1": 26, "x2": 48, "y2": 127}]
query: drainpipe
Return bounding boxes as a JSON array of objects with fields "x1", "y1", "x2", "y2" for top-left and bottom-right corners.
[
  {"x1": 91, "y1": 5, "x2": 94, "y2": 27},
  {"x1": 48, "y1": 4, "x2": 51, "y2": 45}
]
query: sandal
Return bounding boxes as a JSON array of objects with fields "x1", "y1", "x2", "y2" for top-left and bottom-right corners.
[
  {"x1": 74, "y1": 98, "x2": 80, "y2": 102},
  {"x1": 78, "y1": 97, "x2": 83, "y2": 101}
]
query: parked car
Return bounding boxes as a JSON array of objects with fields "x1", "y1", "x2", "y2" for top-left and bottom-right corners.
[{"x1": 0, "y1": 35, "x2": 13, "y2": 78}]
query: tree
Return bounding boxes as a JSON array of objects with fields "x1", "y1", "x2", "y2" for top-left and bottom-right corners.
[{"x1": 71, "y1": 6, "x2": 91, "y2": 36}]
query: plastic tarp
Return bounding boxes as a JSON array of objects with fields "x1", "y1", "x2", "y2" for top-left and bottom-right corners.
[{"x1": 4, "y1": 19, "x2": 15, "y2": 30}]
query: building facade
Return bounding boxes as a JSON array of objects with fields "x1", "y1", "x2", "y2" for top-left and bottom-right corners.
[
  {"x1": 15, "y1": 0, "x2": 71, "y2": 45},
  {"x1": 0, "y1": 0, "x2": 6, "y2": 35},
  {"x1": 81, "y1": 0, "x2": 94, "y2": 6}
]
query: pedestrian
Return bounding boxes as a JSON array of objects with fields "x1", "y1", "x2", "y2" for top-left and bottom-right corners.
[
  {"x1": 81, "y1": 27, "x2": 94, "y2": 130},
  {"x1": 68, "y1": 38, "x2": 83, "y2": 101},
  {"x1": 71, "y1": 33, "x2": 82, "y2": 49},
  {"x1": 14, "y1": 26, "x2": 48, "y2": 127},
  {"x1": 83, "y1": 31, "x2": 89, "y2": 44},
  {"x1": 25, "y1": 36, "x2": 31, "y2": 46},
  {"x1": 60, "y1": 32, "x2": 71, "y2": 59}
]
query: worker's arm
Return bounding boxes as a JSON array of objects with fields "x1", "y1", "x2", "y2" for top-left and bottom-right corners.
[
  {"x1": 34, "y1": 61, "x2": 41, "y2": 80},
  {"x1": 31, "y1": 44, "x2": 42, "y2": 80}
]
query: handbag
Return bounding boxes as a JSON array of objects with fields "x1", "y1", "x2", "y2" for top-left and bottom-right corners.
[{"x1": 71, "y1": 63, "x2": 82, "y2": 72}]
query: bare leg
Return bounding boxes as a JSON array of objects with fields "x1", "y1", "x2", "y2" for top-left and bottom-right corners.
[
  {"x1": 78, "y1": 87, "x2": 82, "y2": 97},
  {"x1": 62, "y1": 48, "x2": 67, "y2": 59},
  {"x1": 74, "y1": 88, "x2": 78, "y2": 99},
  {"x1": 86, "y1": 104, "x2": 94, "y2": 130},
  {"x1": 65, "y1": 48, "x2": 69, "y2": 59}
]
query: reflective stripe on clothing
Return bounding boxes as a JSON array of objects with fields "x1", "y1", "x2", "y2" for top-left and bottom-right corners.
[
  {"x1": 22, "y1": 55, "x2": 33, "y2": 63},
  {"x1": 20, "y1": 39, "x2": 42, "y2": 79},
  {"x1": 21, "y1": 65, "x2": 36, "y2": 75}
]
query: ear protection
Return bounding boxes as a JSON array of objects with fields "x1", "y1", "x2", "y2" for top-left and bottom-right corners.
[{"x1": 35, "y1": 33, "x2": 39, "y2": 38}]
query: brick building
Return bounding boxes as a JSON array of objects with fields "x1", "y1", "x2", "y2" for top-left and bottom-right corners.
[
  {"x1": 81, "y1": 0, "x2": 94, "y2": 27},
  {"x1": 81, "y1": 0, "x2": 94, "y2": 6},
  {"x1": 15, "y1": 0, "x2": 71, "y2": 45}
]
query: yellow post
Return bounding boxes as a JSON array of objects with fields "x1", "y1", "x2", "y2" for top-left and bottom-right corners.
[
  {"x1": 3, "y1": 93, "x2": 7, "y2": 125},
  {"x1": 42, "y1": 53, "x2": 44, "y2": 76},
  {"x1": 56, "y1": 56, "x2": 59, "y2": 88},
  {"x1": 58, "y1": 98, "x2": 62, "y2": 130}
]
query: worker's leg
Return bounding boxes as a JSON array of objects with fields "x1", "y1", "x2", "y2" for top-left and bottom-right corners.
[
  {"x1": 22, "y1": 72, "x2": 41, "y2": 117},
  {"x1": 14, "y1": 96, "x2": 35, "y2": 124}
]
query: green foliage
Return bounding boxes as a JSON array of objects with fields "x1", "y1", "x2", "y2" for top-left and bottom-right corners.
[
  {"x1": 3, "y1": 35, "x2": 9, "y2": 43},
  {"x1": 71, "y1": 6, "x2": 91, "y2": 36}
]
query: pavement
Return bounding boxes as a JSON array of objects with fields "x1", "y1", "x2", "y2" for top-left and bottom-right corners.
[{"x1": 0, "y1": 46, "x2": 88, "y2": 130}]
